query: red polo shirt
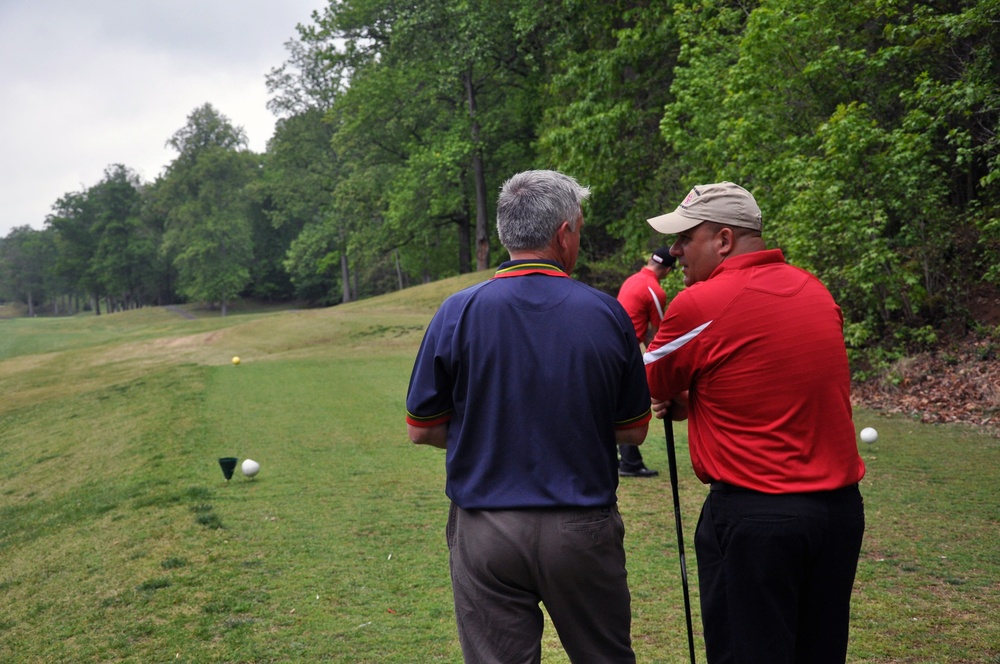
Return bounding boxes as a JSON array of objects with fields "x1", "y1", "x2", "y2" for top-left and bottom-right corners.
[
  {"x1": 644, "y1": 250, "x2": 865, "y2": 493},
  {"x1": 617, "y1": 266, "x2": 668, "y2": 347}
]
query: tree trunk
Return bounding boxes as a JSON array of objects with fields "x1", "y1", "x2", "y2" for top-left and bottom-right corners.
[
  {"x1": 27, "y1": 289, "x2": 35, "y2": 317},
  {"x1": 457, "y1": 210, "x2": 472, "y2": 274},
  {"x1": 464, "y1": 68, "x2": 490, "y2": 272},
  {"x1": 394, "y1": 249, "x2": 404, "y2": 290},
  {"x1": 340, "y1": 250, "x2": 351, "y2": 304}
]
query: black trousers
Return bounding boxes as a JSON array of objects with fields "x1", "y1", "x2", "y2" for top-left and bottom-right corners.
[
  {"x1": 618, "y1": 444, "x2": 646, "y2": 471},
  {"x1": 695, "y1": 483, "x2": 865, "y2": 664}
]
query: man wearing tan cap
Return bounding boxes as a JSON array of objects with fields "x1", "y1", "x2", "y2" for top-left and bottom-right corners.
[{"x1": 643, "y1": 182, "x2": 866, "y2": 664}]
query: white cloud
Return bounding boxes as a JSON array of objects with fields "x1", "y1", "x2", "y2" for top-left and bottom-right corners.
[{"x1": 0, "y1": 0, "x2": 326, "y2": 237}]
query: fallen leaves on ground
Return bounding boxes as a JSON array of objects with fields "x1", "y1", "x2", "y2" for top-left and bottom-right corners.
[{"x1": 852, "y1": 338, "x2": 1000, "y2": 434}]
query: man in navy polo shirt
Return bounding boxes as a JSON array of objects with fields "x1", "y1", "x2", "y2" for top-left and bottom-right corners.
[{"x1": 406, "y1": 169, "x2": 651, "y2": 663}]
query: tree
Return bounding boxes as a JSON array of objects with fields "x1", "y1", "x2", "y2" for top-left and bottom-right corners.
[
  {"x1": 166, "y1": 103, "x2": 248, "y2": 163},
  {"x1": 535, "y1": 1, "x2": 682, "y2": 287},
  {"x1": 160, "y1": 104, "x2": 258, "y2": 316},
  {"x1": 658, "y1": 0, "x2": 1000, "y2": 360},
  {"x1": 87, "y1": 165, "x2": 160, "y2": 311},
  {"x1": 47, "y1": 190, "x2": 105, "y2": 314},
  {"x1": 309, "y1": 0, "x2": 544, "y2": 280},
  {"x1": 0, "y1": 226, "x2": 51, "y2": 316},
  {"x1": 265, "y1": 24, "x2": 355, "y2": 303},
  {"x1": 138, "y1": 175, "x2": 182, "y2": 306}
]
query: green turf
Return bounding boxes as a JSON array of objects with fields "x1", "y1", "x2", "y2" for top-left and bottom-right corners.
[{"x1": 1, "y1": 279, "x2": 998, "y2": 662}]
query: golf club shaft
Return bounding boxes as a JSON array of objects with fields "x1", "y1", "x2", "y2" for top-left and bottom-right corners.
[{"x1": 665, "y1": 410, "x2": 696, "y2": 664}]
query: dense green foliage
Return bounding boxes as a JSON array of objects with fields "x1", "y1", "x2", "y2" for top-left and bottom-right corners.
[{"x1": 1, "y1": 1, "x2": 998, "y2": 361}]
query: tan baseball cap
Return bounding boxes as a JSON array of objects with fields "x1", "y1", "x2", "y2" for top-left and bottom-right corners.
[{"x1": 647, "y1": 182, "x2": 762, "y2": 234}]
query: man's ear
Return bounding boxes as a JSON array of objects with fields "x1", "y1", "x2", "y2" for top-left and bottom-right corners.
[
  {"x1": 556, "y1": 220, "x2": 572, "y2": 248},
  {"x1": 717, "y1": 227, "x2": 735, "y2": 256}
]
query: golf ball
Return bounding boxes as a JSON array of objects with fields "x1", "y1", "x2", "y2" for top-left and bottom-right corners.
[
  {"x1": 242, "y1": 458, "x2": 260, "y2": 478},
  {"x1": 232, "y1": 356, "x2": 241, "y2": 365},
  {"x1": 860, "y1": 427, "x2": 878, "y2": 444}
]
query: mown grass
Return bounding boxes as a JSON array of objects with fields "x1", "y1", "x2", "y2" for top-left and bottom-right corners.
[{"x1": 1, "y1": 275, "x2": 998, "y2": 662}]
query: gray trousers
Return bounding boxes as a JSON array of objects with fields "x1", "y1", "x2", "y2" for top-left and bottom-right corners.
[{"x1": 447, "y1": 502, "x2": 636, "y2": 664}]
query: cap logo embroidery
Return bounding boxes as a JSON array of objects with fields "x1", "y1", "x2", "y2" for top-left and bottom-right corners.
[{"x1": 680, "y1": 187, "x2": 700, "y2": 208}]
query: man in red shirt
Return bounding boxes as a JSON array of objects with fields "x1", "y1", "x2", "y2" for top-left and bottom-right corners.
[
  {"x1": 644, "y1": 182, "x2": 866, "y2": 664},
  {"x1": 616, "y1": 248, "x2": 675, "y2": 477}
]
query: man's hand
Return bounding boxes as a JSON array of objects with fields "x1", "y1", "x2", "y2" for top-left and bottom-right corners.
[{"x1": 651, "y1": 392, "x2": 689, "y2": 421}]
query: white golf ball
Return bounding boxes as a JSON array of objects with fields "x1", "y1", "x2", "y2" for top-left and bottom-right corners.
[
  {"x1": 859, "y1": 427, "x2": 878, "y2": 444},
  {"x1": 241, "y1": 458, "x2": 260, "y2": 478}
]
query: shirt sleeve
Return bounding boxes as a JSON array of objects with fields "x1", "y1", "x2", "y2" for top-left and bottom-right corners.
[
  {"x1": 405, "y1": 308, "x2": 456, "y2": 427},
  {"x1": 613, "y1": 303, "x2": 653, "y2": 429},
  {"x1": 643, "y1": 290, "x2": 709, "y2": 402}
]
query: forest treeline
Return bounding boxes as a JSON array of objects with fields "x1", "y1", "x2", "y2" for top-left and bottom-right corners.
[{"x1": 1, "y1": 0, "x2": 998, "y2": 370}]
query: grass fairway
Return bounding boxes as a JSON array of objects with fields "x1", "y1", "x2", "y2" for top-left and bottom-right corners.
[{"x1": 2, "y1": 276, "x2": 999, "y2": 663}]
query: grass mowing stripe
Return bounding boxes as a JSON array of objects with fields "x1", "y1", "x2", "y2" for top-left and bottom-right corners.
[{"x1": 199, "y1": 356, "x2": 456, "y2": 661}]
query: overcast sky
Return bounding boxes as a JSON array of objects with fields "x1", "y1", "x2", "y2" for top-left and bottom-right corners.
[{"x1": 0, "y1": 0, "x2": 327, "y2": 238}]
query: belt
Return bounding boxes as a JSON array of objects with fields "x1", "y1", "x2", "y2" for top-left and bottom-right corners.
[
  {"x1": 709, "y1": 481, "x2": 859, "y2": 494},
  {"x1": 709, "y1": 481, "x2": 751, "y2": 492}
]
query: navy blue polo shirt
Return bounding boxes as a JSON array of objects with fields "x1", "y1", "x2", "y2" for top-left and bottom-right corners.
[{"x1": 406, "y1": 259, "x2": 652, "y2": 509}]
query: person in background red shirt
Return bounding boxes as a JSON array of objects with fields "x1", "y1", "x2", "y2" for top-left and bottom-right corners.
[{"x1": 615, "y1": 248, "x2": 675, "y2": 477}]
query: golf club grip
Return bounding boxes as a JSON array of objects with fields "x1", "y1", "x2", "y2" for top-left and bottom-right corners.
[{"x1": 664, "y1": 410, "x2": 697, "y2": 664}]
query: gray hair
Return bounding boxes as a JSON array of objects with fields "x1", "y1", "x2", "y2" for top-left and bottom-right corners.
[{"x1": 496, "y1": 170, "x2": 591, "y2": 252}]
